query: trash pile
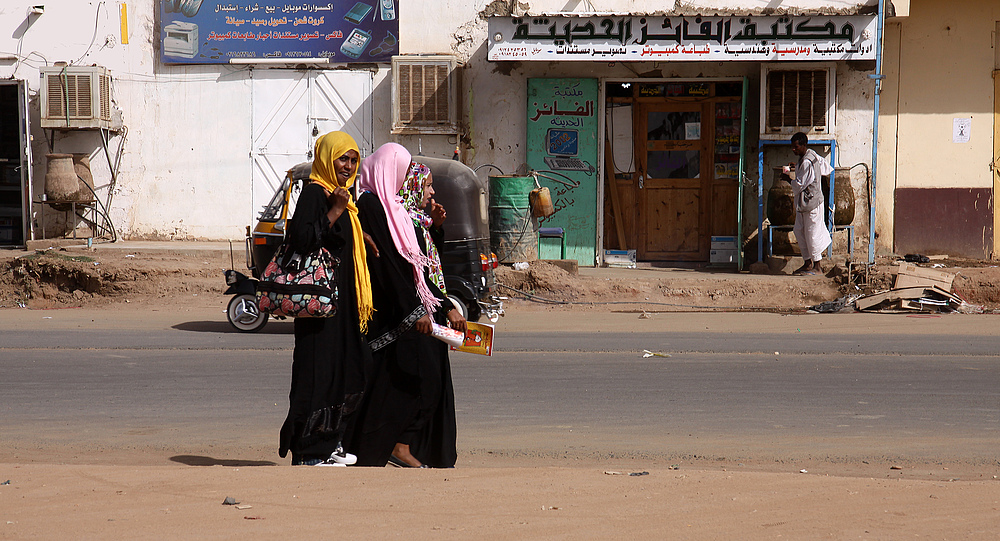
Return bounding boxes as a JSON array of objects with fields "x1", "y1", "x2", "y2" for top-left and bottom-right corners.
[{"x1": 813, "y1": 259, "x2": 985, "y2": 314}]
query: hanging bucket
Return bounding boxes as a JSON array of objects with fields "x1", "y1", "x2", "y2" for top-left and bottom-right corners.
[{"x1": 489, "y1": 175, "x2": 537, "y2": 263}]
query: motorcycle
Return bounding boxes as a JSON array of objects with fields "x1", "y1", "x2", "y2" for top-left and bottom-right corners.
[{"x1": 223, "y1": 163, "x2": 309, "y2": 332}]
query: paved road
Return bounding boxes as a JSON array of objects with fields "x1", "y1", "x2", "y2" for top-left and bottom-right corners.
[{"x1": 2, "y1": 308, "x2": 998, "y2": 468}]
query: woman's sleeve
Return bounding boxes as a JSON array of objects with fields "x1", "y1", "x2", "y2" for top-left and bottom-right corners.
[
  {"x1": 286, "y1": 183, "x2": 347, "y2": 255},
  {"x1": 358, "y1": 194, "x2": 424, "y2": 320},
  {"x1": 430, "y1": 224, "x2": 445, "y2": 253},
  {"x1": 421, "y1": 225, "x2": 451, "y2": 319}
]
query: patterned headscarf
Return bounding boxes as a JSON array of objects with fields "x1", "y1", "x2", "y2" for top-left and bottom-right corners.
[
  {"x1": 357, "y1": 143, "x2": 441, "y2": 316},
  {"x1": 308, "y1": 131, "x2": 373, "y2": 332},
  {"x1": 399, "y1": 162, "x2": 446, "y2": 296}
]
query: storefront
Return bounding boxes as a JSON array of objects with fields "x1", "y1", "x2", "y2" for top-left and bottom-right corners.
[{"x1": 487, "y1": 13, "x2": 878, "y2": 268}]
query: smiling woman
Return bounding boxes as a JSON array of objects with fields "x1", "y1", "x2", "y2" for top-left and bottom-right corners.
[{"x1": 276, "y1": 130, "x2": 374, "y2": 467}]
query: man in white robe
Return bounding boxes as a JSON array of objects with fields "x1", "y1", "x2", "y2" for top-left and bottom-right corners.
[{"x1": 790, "y1": 132, "x2": 833, "y2": 275}]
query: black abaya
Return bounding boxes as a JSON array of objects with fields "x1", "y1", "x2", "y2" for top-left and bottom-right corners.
[
  {"x1": 349, "y1": 192, "x2": 458, "y2": 468},
  {"x1": 278, "y1": 182, "x2": 372, "y2": 463}
]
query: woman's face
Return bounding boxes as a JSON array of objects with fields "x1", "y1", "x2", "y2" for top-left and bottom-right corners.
[
  {"x1": 333, "y1": 149, "x2": 360, "y2": 186},
  {"x1": 421, "y1": 172, "x2": 435, "y2": 208}
]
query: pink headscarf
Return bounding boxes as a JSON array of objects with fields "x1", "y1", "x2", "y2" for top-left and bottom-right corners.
[{"x1": 357, "y1": 143, "x2": 441, "y2": 316}]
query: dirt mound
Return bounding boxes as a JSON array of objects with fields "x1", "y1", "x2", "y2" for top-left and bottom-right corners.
[
  {"x1": 494, "y1": 260, "x2": 843, "y2": 312},
  {"x1": 0, "y1": 249, "x2": 229, "y2": 309},
  {"x1": 3, "y1": 247, "x2": 1000, "y2": 313}
]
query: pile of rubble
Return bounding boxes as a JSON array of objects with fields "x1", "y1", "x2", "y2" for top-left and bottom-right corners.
[{"x1": 815, "y1": 261, "x2": 985, "y2": 314}]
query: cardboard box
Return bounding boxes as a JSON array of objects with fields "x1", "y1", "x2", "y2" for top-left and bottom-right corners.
[
  {"x1": 711, "y1": 236, "x2": 737, "y2": 251},
  {"x1": 710, "y1": 249, "x2": 737, "y2": 264},
  {"x1": 893, "y1": 262, "x2": 954, "y2": 291},
  {"x1": 856, "y1": 285, "x2": 962, "y2": 312},
  {"x1": 603, "y1": 249, "x2": 636, "y2": 268}
]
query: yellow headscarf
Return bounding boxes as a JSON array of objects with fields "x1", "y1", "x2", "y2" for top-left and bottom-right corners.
[{"x1": 309, "y1": 131, "x2": 374, "y2": 332}]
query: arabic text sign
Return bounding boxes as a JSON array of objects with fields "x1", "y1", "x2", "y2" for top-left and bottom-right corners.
[
  {"x1": 160, "y1": 1, "x2": 399, "y2": 64},
  {"x1": 488, "y1": 15, "x2": 876, "y2": 61}
]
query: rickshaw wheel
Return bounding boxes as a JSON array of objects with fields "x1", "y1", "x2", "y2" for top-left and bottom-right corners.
[
  {"x1": 447, "y1": 294, "x2": 481, "y2": 323},
  {"x1": 227, "y1": 294, "x2": 269, "y2": 332}
]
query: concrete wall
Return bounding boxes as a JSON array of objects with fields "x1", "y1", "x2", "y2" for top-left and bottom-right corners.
[
  {"x1": 877, "y1": 0, "x2": 999, "y2": 258},
  {"x1": 1, "y1": 0, "x2": 878, "y2": 242}
]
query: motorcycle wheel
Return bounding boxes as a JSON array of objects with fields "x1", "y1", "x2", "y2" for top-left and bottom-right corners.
[{"x1": 227, "y1": 294, "x2": 269, "y2": 332}]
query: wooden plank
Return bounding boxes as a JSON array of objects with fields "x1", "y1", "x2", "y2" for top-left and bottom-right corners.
[{"x1": 605, "y1": 138, "x2": 627, "y2": 250}]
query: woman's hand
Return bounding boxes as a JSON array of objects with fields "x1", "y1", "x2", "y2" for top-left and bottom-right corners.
[
  {"x1": 326, "y1": 187, "x2": 350, "y2": 223},
  {"x1": 415, "y1": 314, "x2": 433, "y2": 335},
  {"x1": 429, "y1": 199, "x2": 447, "y2": 228},
  {"x1": 446, "y1": 308, "x2": 467, "y2": 334}
]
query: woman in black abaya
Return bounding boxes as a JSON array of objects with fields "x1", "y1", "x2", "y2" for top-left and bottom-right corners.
[
  {"x1": 277, "y1": 131, "x2": 374, "y2": 466},
  {"x1": 350, "y1": 144, "x2": 465, "y2": 468}
]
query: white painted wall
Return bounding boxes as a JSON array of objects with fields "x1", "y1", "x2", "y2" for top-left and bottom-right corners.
[{"x1": 1, "y1": 0, "x2": 878, "y2": 241}]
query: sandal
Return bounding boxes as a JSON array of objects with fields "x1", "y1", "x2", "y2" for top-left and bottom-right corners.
[{"x1": 388, "y1": 455, "x2": 428, "y2": 468}]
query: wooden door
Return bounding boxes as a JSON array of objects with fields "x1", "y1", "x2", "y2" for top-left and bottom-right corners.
[{"x1": 635, "y1": 102, "x2": 711, "y2": 260}]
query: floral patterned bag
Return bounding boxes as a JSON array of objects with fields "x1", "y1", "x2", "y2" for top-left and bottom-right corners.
[{"x1": 255, "y1": 243, "x2": 339, "y2": 318}]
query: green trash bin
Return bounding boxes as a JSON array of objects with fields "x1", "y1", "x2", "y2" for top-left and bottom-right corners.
[{"x1": 489, "y1": 175, "x2": 537, "y2": 263}]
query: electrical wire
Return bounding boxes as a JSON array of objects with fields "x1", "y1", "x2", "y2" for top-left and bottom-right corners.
[{"x1": 72, "y1": 1, "x2": 106, "y2": 66}]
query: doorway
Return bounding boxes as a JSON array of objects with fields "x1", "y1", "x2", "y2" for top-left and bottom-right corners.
[
  {"x1": 604, "y1": 80, "x2": 744, "y2": 263},
  {"x1": 250, "y1": 69, "x2": 373, "y2": 223},
  {"x1": 635, "y1": 100, "x2": 710, "y2": 260},
  {"x1": 0, "y1": 80, "x2": 32, "y2": 246}
]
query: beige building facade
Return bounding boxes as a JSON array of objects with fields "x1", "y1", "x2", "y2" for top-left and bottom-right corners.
[{"x1": 876, "y1": 0, "x2": 999, "y2": 259}]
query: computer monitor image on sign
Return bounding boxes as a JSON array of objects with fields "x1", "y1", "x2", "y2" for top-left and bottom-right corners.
[{"x1": 543, "y1": 128, "x2": 594, "y2": 173}]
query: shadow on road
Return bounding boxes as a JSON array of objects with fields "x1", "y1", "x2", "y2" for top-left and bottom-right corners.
[
  {"x1": 171, "y1": 321, "x2": 294, "y2": 334},
  {"x1": 170, "y1": 455, "x2": 278, "y2": 467}
]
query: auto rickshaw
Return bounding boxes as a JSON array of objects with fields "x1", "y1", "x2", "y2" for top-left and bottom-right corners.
[{"x1": 224, "y1": 157, "x2": 502, "y2": 332}]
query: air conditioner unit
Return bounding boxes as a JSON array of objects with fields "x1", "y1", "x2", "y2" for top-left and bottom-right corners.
[
  {"x1": 40, "y1": 65, "x2": 122, "y2": 130},
  {"x1": 759, "y1": 64, "x2": 835, "y2": 139},
  {"x1": 391, "y1": 55, "x2": 458, "y2": 135}
]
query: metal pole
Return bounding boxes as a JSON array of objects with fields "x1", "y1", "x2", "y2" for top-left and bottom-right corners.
[{"x1": 868, "y1": 0, "x2": 886, "y2": 264}]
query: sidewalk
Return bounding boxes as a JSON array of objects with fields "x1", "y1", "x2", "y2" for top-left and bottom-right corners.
[{"x1": 10, "y1": 238, "x2": 968, "y2": 314}]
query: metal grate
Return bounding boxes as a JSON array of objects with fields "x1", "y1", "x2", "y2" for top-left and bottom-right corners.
[
  {"x1": 392, "y1": 56, "x2": 457, "y2": 134},
  {"x1": 46, "y1": 74, "x2": 94, "y2": 119},
  {"x1": 398, "y1": 63, "x2": 450, "y2": 125},
  {"x1": 766, "y1": 70, "x2": 827, "y2": 132}
]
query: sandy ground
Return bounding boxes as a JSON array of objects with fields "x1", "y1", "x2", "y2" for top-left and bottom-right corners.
[{"x1": 2, "y1": 243, "x2": 1000, "y2": 538}]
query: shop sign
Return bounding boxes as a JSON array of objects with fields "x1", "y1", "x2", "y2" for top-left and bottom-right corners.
[
  {"x1": 160, "y1": 1, "x2": 400, "y2": 64},
  {"x1": 488, "y1": 15, "x2": 876, "y2": 62},
  {"x1": 526, "y1": 78, "x2": 599, "y2": 265}
]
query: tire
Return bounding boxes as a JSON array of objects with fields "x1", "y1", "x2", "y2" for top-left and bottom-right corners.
[
  {"x1": 227, "y1": 294, "x2": 269, "y2": 332},
  {"x1": 447, "y1": 294, "x2": 481, "y2": 322},
  {"x1": 447, "y1": 295, "x2": 468, "y2": 320}
]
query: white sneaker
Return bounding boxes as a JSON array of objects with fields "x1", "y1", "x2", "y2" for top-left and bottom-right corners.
[
  {"x1": 324, "y1": 447, "x2": 357, "y2": 466},
  {"x1": 315, "y1": 461, "x2": 347, "y2": 467}
]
